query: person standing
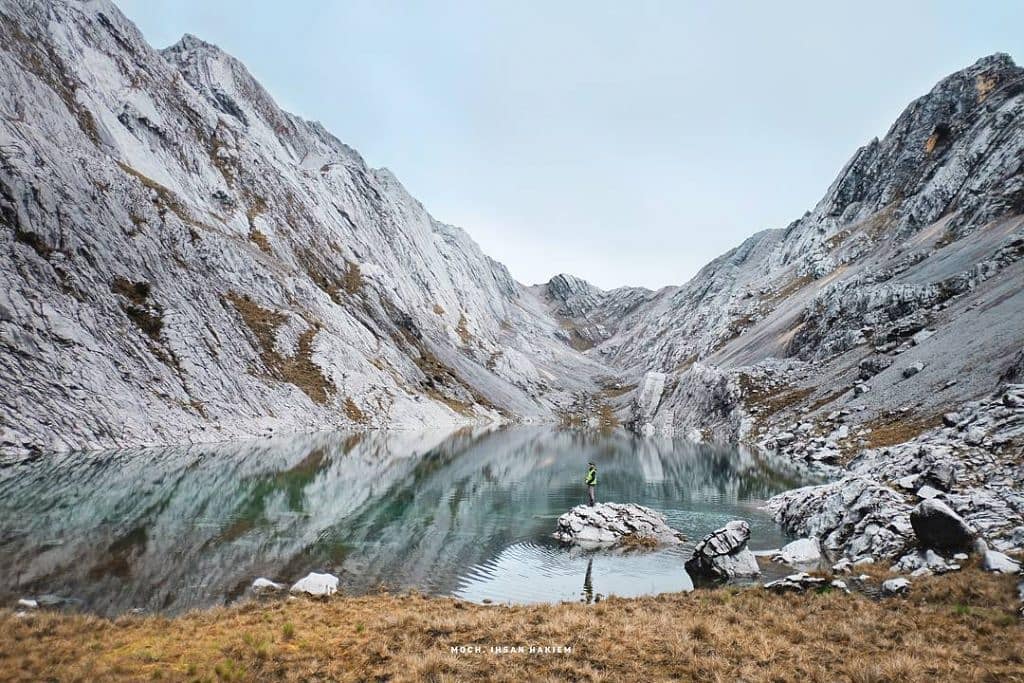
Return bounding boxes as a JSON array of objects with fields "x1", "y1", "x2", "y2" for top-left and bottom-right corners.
[{"x1": 585, "y1": 462, "x2": 597, "y2": 506}]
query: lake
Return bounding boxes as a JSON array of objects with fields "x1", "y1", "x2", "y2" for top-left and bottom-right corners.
[{"x1": 0, "y1": 427, "x2": 818, "y2": 616}]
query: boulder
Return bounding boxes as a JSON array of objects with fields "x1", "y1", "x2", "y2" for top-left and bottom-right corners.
[
  {"x1": 910, "y1": 499, "x2": 976, "y2": 551},
  {"x1": 881, "y1": 577, "x2": 911, "y2": 596},
  {"x1": 771, "y1": 537, "x2": 821, "y2": 566},
  {"x1": 763, "y1": 572, "x2": 827, "y2": 593},
  {"x1": 685, "y1": 520, "x2": 760, "y2": 579},
  {"x1": 16, "y1": 598, "x2": 38, "y2": 609},
  {"x1": 290, "y1": 572, "x2": 339, "y2": 597},
  {"x1": 553, "y1": 502, "x2": 684, "y2": 546}
]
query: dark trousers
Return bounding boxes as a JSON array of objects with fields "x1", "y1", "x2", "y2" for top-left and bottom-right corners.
[{"x1": 588, "y1": 485, "x2": 595, "y2": 506}]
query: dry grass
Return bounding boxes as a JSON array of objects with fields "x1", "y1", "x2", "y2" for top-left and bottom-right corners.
[
  {"x1": 618, "y1": 534, "x2": 659, "y2": 549},
  {"x1": 1, "y1": 570, "x2": 1020, "y2": 682},
  {"x1": 456, "y1": 314, "x2": 473, "y2": 345},
  {"x1": 342, "y1": 261, "x2": 363, "y2": 296},
  {"x1": 738, "y1": 375, "x2": 815, "y2": 421},
  {"x1": 343, "y1": 397, "x2": 366, "y2": 423},
  {"x1": 863, "y1": 412, "x2": 942, "y2": 450},
  {"x1": 224, "y1": 293, "x2": 333, "y2": 405},
  {"x1": 248, "y1": 230, "x2": 272, "y2": 255},
  {"x1": 977, "y1": 73, "x2": 998, "y2": 102},
  {"x1": 117, "y1": 162, "x2": 198, "y2": 228}
]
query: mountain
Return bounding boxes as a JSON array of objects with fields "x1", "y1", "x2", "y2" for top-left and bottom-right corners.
[
  {"x1": 571, "y1": 54, "x2": 1024, "y2": 447},
  {"x1": 0, "y1": 0, "x2": 611, "y2": 453},
  {"x1": 1, "y1": 0, "x2": 1022, "y2": 458}
]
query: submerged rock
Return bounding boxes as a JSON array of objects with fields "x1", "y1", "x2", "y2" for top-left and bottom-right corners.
[
  {"x1": 685, "y1": 520, "x2": 760, "y2": 579},
  {"x1": 910, "y1": 499, "x2": 976, "y2": 551},
  {"x1": 290, "y1": 572, "x2": 339, "y2": 597},
  {"x1": 553, "y1": 503, "x2": 684, "y2": 546}
]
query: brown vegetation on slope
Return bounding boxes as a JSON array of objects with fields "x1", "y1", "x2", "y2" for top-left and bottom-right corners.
[{"x1": 224, "y1": 292, "x2": 333, "y2": 405}]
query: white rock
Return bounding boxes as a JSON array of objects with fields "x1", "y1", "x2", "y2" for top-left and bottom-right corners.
[
  {"x1": 916, "y1": 485, "x2": 942, "y2": 500},
  {"x1": 17, "y1": 598, "x2": 38, "y2": 609},
  {"x1": 772, "y1": 537, "x2": 821, "y2": 565},
  {"x1": 252, "y1": 578, "x2": 286, "y2": 592},
  {"x1": 881, "y1": 577, "x2": 911, "y2": 596},
  {"x1": 290, "y1": 572, "x2": 339, "y2": 597}
]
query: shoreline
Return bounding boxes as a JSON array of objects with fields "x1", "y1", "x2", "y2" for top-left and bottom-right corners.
[{"x1": 3, "y1": 568, "x2": 1021, "y2": 681}]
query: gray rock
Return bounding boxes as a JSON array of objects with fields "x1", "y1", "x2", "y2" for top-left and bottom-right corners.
[
  {"x1": 910, "y1": 499, "x2": 976, "y2": 551},
  {"x1": 891, "y1": 548, "x2": 958, "y2": 574},
  {"x1": 764, "y1": 572, "x2": 827, "y2": 593},
  {"x1": 685, "y1": 520, "x2": 760, "y2": 579},
  {"x1": 976, "y1": 540, "x2": 1023, "y2": 573},
  {"x1": 916, "y1": 485, "x2": 942, "y2": 500},
  {"x1": 553, "y1": 503, "x2": 684, "y2": 546},
  {"x1": 767, "y1": 477, "x2": 913, "y2": 560},
  {"x1": 911, "y1": 329, "x2": 935, "y2": 346},
  {"x1": 902, "y1": 362, "x2": 925, "y2": 378}
]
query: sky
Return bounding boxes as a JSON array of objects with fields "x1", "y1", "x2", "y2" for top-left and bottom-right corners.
[{"x1": 115, "y1": 1, "x2": 1023, "y2": 290}]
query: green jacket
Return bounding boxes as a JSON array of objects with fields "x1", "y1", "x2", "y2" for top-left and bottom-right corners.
[{"x1": 585, "y1": 467, "x2": 597, "y2": 486}]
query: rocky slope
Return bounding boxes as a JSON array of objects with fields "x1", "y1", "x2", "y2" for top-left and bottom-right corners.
[
  {"x1": 0, "y1": 0, "x2": 610, "y2": 454},
  {"x1": 0, "y1": 0, "x2": 1021, "y2": 477},
  {"x1": 567, "y1": 53, "x2": 1024, "y2": 447}
]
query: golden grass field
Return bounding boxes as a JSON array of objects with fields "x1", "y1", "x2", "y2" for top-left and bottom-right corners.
[{"x1": 1, "y1": 566, "x2": 1022, "y2": 682}]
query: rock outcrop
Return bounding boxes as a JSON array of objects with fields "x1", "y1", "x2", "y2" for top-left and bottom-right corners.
[
  {"x1": 684, "y1": 520, "x2": 760, "y2": 579},
  {"x1": 767, "y1": 478, "x2": 913, "y2": 560},
  {"x1": 552, "y1": 503, "x2": 684, "y2": 546}
]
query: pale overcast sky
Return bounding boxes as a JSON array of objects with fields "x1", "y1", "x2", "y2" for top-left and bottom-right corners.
[{"x1": 115, "y1": 1, "x2": 1022, "y2": 289}]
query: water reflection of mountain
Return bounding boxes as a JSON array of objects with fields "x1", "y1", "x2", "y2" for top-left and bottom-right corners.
[{"x1": 0, "y1": 428, "x2": 814, "y2": 615}]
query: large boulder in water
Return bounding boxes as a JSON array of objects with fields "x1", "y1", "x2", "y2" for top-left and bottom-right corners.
[
  {"x1": 553, "y1": 503, "x2": 684, "y2": 546},
  {"x1": 910, "y1": 499, "x2": 975, "y2": 551},
  {"x1": 685, "y1": 520, "x2": 760, "y2": 579}
]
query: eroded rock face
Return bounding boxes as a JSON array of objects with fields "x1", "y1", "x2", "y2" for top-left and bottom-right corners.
[
  {"x1": 552, "y1": 503, "x2": 684, "y2": 546},
  {"x1": 910, "y1": 499, "x2": 976, "y2": 552},
  {"x1": 684, "y1": 520, "x2": 760, "y2": 579}
]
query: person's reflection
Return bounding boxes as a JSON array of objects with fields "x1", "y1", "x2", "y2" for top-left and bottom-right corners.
[{"x1": 582, "y1": 556, "x2": 594, "y2": 603}]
